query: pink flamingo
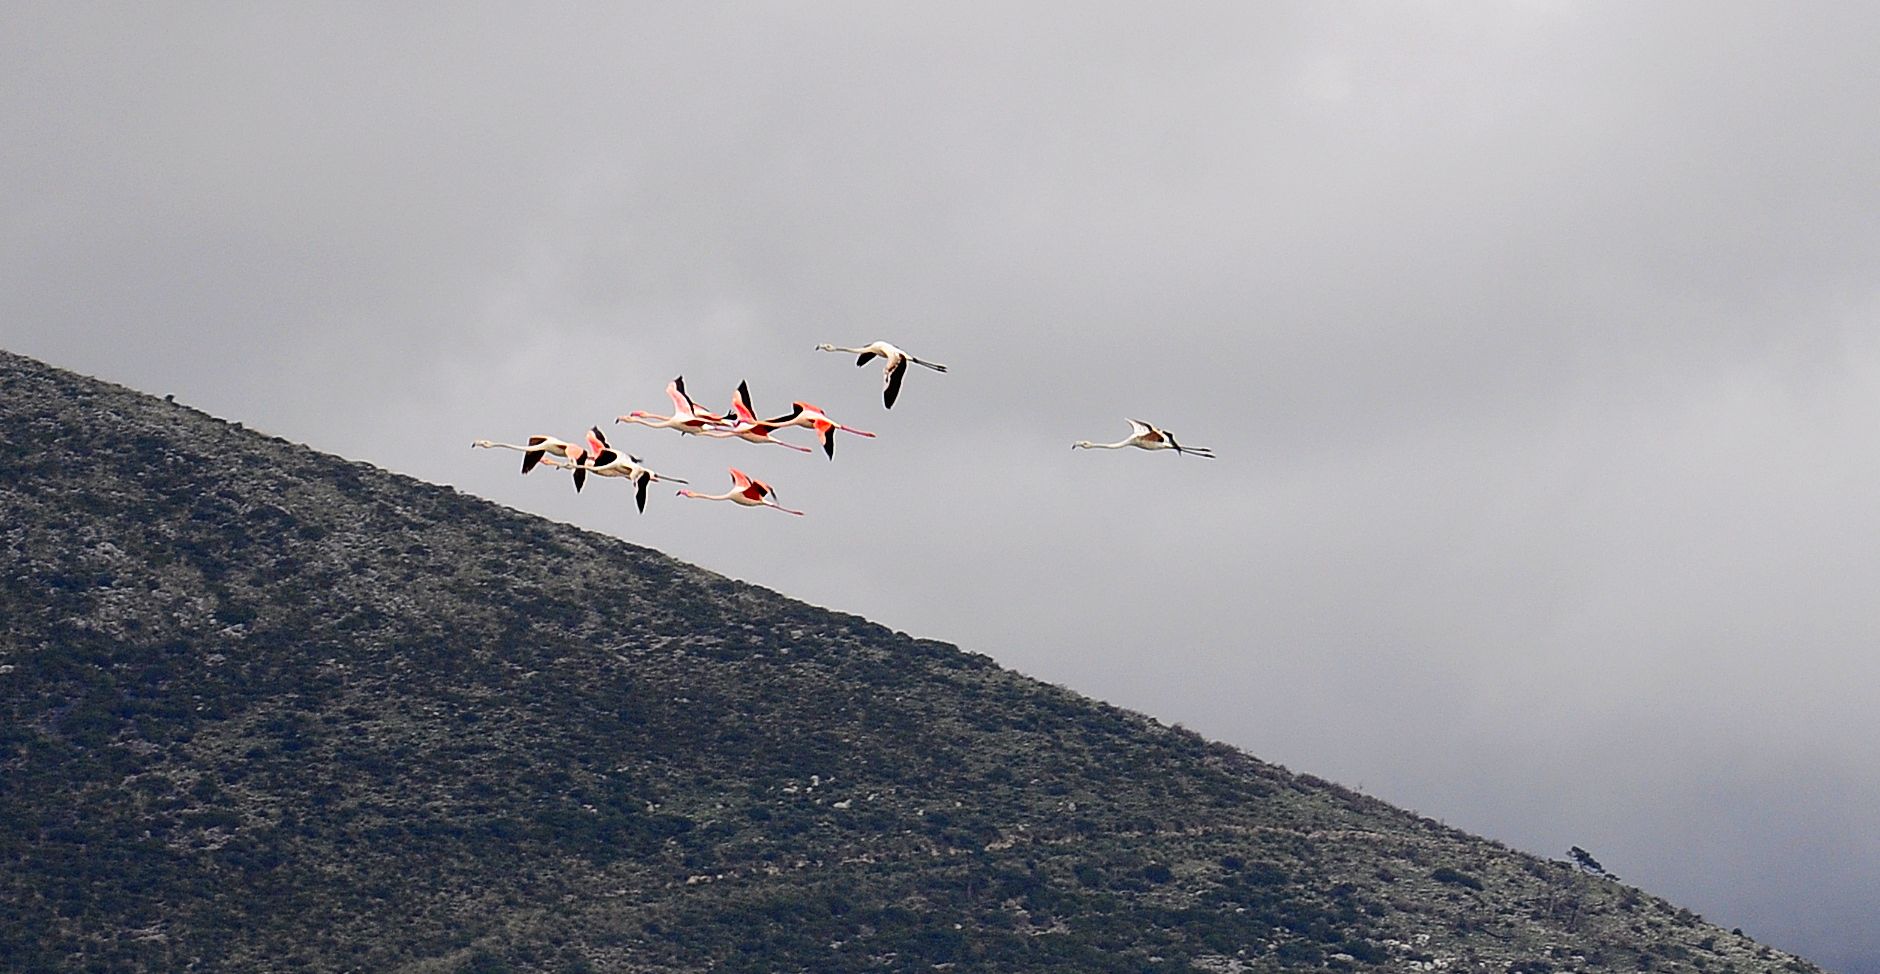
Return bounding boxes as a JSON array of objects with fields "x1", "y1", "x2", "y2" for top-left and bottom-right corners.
[
  {"x1": 761, "y1": 400, "x2": 876, "y2": 460},
  {"x1": 676, "y1": 467, "x2": 805, "y2": 516},
  {"x1": 701, "y1": 381, "x2": 814, "y2": 453},
  {"x1": 616, "y1": 377, "x2": 733, "y2": 435}
]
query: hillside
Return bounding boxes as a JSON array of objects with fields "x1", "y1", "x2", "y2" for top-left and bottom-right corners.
[{"x1": 0, "y1": 348, "x2": 1822, "y2": 973}]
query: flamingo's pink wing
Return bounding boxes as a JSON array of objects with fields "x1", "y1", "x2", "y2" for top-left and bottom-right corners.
[{"x1": 667, "y1": 378, "x2": 693, "y2": 415}]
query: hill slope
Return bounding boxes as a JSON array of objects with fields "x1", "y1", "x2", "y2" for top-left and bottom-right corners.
[{"x1": 0, "y1": 349, "x2": 1821, "y2": 973}]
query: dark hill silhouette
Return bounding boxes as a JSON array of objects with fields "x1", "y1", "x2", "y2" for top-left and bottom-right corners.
[{"x1": 0, "y1": 349, "x2": 1821, "y2": 972}]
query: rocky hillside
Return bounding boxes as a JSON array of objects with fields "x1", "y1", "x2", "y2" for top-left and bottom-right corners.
[{"x1": 0, "y1": 348, "x2": 1823, "y2": 973}]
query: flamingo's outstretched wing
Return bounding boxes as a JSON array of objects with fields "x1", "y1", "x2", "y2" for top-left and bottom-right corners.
[
  {"x1": 884, "y1": 358, "x2": 908, "y2": 409},
  {"x1": 1126, "y1": 419, "x2": 1166, "y2": 444},
  {"x1": 522, "y1": 435, "x2": 553, "y2": 474},
  {"x1": 732, "y1": 381, "x2": 759, "y2": 424},
  {"x1": 666, "y1": 378, "x2": 693, "y2": 416},
  {"x1": 763, "y1": 402, "x2": 805, "y2": 426}
]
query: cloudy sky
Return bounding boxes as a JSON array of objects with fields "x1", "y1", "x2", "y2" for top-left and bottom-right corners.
[{"x1": 6, "y1": 3, "x2": 1878, "y2": 969}]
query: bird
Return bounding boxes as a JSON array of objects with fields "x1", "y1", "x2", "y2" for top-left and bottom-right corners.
[
  {"x1": 759, "y1": 400, "x2": 876, "y2": 460},
  {"x1": 570, "y1": 448, "x2": 688, "y2": 512},
  {"x1": 616, "y1": 376, "x2": 734, "y2": 435},
  {"x1": 472, "y1": 427, "x2": 610, "y2": 473},
  {"x1": 701, "y1": 381, "x2": 818, "y2": 454},
  {"x1": 1073, "y1": 419, "x2": 1216, "y2": 457},
  {"x1": 815, "y1": 341, "x2": 947, "y2": 408},
  {"x1": 676, "y1": 467, "x2": 805, "y2": 516}
]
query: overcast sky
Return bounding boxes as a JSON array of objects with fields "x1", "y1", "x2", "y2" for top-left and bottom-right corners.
[{"x1": 6, "y1": 3, "x2": 1878, "y2": 969}]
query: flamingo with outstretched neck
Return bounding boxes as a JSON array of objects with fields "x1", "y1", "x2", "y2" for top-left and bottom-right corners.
[
  {"x1": 760, "y1": 399, "x2": 876, "y2": 460},
  {"x1": 814, "y1": 341, "x2": 947, "y2": 408},
  {"x1": 472, "y1": 426, "x2": 610, "y2": 473},
  {"x1": 676, "y1": 467, "x2": 804, "y2": 516},
  {"x1": 701, "y1": 381, "x2": 814, "y2": 453},
  {"x1": 1073, "y1": 419, "x2": 1216, "y2": 457},
  {"x1": 616, "y1": 377, "x2": 733, "y2": 435}
]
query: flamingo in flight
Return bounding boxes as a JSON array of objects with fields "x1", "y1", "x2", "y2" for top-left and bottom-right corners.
[
  {"x1": 571, "y1": 448, "x2": 688, "y2": 512},
  {"x1": 815, "y1": 341, "x2": 947, "y2": 408},
  {"x1": 760, "y1": 399, "x2": 876, "y2": 460},
  {"x1": 730, "y1": 380, "x2": 876, "y2": 458},
  {"x1": 676, "y1": 467, "x2": 804, "y2": 516},
  {"x1": 472, "y1": 426, "x2": 610, "y2": 473},
  {"x1": 616, "y1": 376, "x2": 733, "y2": 435},
  {"x1": 1073, "y1": 419, "x2": 1216, "y2": 458},
  {"x1": 700, "y1": 381, "x2": 814, "y2": 453}
]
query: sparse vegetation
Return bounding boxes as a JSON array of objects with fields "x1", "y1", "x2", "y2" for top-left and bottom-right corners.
[{"x1": 1430, "y1": 866, "x2": 1485, "y2": 891}]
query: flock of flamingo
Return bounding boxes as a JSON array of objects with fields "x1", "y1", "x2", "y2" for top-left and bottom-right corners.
[{"x1": 473, "y1": 340, "x2": 1214, "y2": 517}]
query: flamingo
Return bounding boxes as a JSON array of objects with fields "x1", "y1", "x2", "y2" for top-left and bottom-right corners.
[
  {"x1": 814, "y1": 341, "x2": 947, "y2": 408},
  {"x1": 676, "y1": 467, "x2": 805, "y2": 516},
  {"x1": 760, "y1": 400, "x2": 876, "y2": 460},
  {"x1": 700, "y1": 381, "x2": 815, "y2": 453},
  {"x1": 1073, "y1": 419, "x2": 1216, "y2": 458},
  {"x1": 571, "y1": 448, "x2": 688, "y2": 512},
  {"x1": 616, "y1": 376, "x2": 733, "y2": 435},
  {"x1": 472, "y1": 426, "x2": 610, "y2": 473}
]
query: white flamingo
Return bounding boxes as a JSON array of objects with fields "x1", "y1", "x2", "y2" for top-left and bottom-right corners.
[
  {"x1": 676, "y1": 467, "x2": 805, "y2": 516},
  {"x1": 616, "y1": 377, "x2": 733, "y2": 435},
  {"x1": 1073, "y1": 419, "x2": 1216, "y2": 458},
  {"x1": 472, "y1": 427, "x2": 610, "y2": 473},
  {"x1": 571, "y1": 448, "x2": 688, "y2": 512},
  {"x1": 814, "y1": 341, "x2": 947, "y2": 408}
]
